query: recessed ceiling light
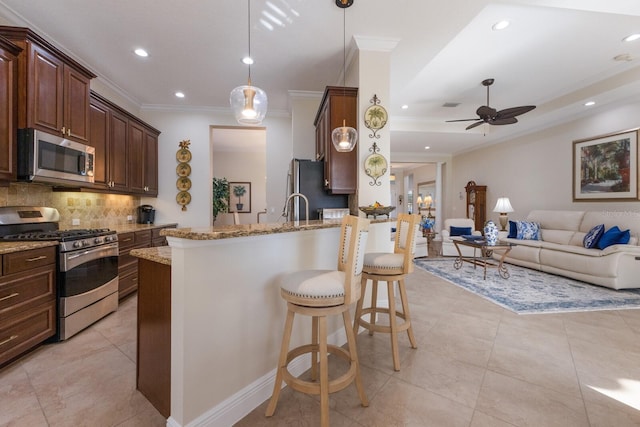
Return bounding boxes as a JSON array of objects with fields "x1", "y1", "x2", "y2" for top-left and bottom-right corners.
[
  {"x1": 175, "y1": 92, "x2": 185, "y2": 98},
  {"x1": 492, "y1": 20, "x2": 510, "y2": 31},
  {"x1": 401, "y1": 105, "x2": 408, "y2": 110},
  {"x1": 424, "y1": 146, "x2": 430, "y2": 150},
  {"x1": 134, "y1": 48, "x2": 148, "y2": 57},
  {"x1": 242, "y1": 56, "x2": 254, "y2": 65},
  {"x1": 623, "y1": 34, "x2": 640, "y2": 42},
  {"x1": 584, "y1": 101, "x2": 595, "y2": 106}
]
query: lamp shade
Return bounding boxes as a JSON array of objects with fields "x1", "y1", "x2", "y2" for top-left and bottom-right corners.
[
  {"x1": 416, "y1": 196, "x2": 423, "y2": 206},
  {"x1": 230, "y1": 83, "x2": 268, "y2": 125},
  {"x1": 424, "y1": 195, "x2": 433, "y2": 207},
  {"x1": 493, "y1": 197, "x2": 514, "y2": 213}
]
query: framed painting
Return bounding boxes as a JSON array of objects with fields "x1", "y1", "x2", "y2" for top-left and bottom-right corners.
[
  {"x1": 573, "y1": 129, "x2": 638, "y2": 201},
  {"x1": 229, "y1": 182, "x2": 251, "y2": 213}
]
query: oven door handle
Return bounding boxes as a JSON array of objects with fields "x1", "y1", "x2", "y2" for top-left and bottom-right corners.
[{"x1": 60, "y1": 242, "x2": 119, "y2": 272}]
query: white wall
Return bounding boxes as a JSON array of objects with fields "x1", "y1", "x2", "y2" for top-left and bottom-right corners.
[
  {"x1": 290, "y1": 91, "x2": 322, "y2": 161},
  {"x1": 139, "y1": 108, "x2": 292, "y2": 227},
  {"x1": 211, "y1": 150, "x2": 266, "y2": 226},
  {"x1": 449, "y1": 102, "x2": 640, "y2": 224}
]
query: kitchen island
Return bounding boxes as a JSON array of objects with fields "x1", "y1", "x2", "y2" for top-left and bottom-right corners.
[
  {"x1": 156, "y1": 218, "x2": 391, "y2": 427},
  {"x1": 130, "y1": 246, "x2": 172, "y2": 418}
]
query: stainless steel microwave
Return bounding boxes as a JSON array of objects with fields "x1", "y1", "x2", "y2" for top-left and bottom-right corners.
[{"x1": 17, "y1": 129, "x2": 95, "y2": 186}]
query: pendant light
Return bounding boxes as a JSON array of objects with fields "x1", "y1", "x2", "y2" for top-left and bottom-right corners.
[
  {"x1": 331, "y1": 0, "x2": 357, "y2": 152},
  {"x1": 230, "y1": 0, "x2": 268, "y2": 125}
]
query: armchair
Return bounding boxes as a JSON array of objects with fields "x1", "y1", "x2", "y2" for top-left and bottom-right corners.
[{"x1": 440, "y1": 218, "x2": 482, "y2": 256}]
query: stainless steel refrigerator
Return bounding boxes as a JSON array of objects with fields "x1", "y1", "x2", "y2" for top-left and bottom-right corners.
[{"x1": 290, "y1": 159, "x2": 349, "y2": 221}]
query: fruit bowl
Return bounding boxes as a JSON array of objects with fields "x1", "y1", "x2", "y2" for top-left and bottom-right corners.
[{"x1": 359, "y1": 205, "x2": 396, "y2": 218}]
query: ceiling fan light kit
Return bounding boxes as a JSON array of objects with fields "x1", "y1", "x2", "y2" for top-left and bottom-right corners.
[{"x1": 446, "y1": 78, "x2": 535, "y2": 131}]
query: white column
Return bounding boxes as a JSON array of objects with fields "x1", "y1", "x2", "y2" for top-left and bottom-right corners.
[{"x1": 352, "y1": 36, "x2": 399, "y2": 212}]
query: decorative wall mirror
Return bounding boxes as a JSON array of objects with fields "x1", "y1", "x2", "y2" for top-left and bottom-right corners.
[{"x1": 417, "y1": 180, "x2": 436, "y2": 216}]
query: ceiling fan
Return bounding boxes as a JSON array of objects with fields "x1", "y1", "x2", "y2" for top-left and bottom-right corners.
[{"x1": 446, "y1": 78, "x2": 536, "y2": 130}]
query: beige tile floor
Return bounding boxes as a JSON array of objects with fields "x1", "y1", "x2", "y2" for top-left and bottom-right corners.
[{"x1": 2, "y1": 266, "x2": 640, "y2": 426}]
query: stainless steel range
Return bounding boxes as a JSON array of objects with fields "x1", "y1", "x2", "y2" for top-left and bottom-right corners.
[{"x1": 0, "y1": 206, "x2": 119, "y2": 341}]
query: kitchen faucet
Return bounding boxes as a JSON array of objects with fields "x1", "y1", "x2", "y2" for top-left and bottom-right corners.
[{"x1": 282, "y1": 193, "x2": 309, "y2": 224}]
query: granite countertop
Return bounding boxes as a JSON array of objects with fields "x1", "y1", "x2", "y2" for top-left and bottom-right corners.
[
  {"x1": 161, "y1": 218, "x2": 392, "y2": 241},
  {"x1": 0, "y1": 224, "x2": 178, "y2": 255},
  {"x1": 0, "y1": 241, "x2": 58, "y2": 255},
  {"x1": 110, "y1": 223, "x2": 178, "y2": 234},
  {"x1": 130, "y1": 246, "x2": 171, "y2": 265}
]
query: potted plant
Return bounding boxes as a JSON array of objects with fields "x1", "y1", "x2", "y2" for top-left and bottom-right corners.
[
  {"x1": 212, "y1": 177, "x2": 229, "y2": 225},
  {"x1": 233, "y1": 185, "x2": 246, "y2": 211}
]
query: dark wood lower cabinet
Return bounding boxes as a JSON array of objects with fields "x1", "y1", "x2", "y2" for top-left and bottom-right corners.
[
  {"x1": 136, "y1": 258, "x2": 171, "y2": 418},
  {"x1": 0, "y1": 246, "x2": 56, "y2": 367}
]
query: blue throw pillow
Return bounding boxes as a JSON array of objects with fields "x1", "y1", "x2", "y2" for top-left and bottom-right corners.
[
  {"x1": 516, "y1": 221, "x2": 540, "y2": 240},
  {"x1": 583, "y1": 224, "x2": 605, "y2": 249},
  {"x1": 508, "y1": 220, "x2": 517, "y2": 238},
  {"x1": 450, "y1": 226, "x2": 472, "y2": 236},
  {"x1": 596, "y1": 226, "x2": 631, "y2": 249}
]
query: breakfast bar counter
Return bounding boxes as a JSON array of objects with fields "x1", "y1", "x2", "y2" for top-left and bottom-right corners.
[{"x1": 158, "y1": 218, "x2": 391, "y2": 427}]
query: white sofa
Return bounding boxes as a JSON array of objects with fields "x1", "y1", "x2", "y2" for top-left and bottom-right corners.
[
  {"x1": 498, "y1": 210, "x2": 640, "y2": 290},
  {"x1": 391, "y1": 227, "x2": 427, "y2": 257},
  {"x1": 440, "y1": 218, "x2": 482, "y2": 257}
]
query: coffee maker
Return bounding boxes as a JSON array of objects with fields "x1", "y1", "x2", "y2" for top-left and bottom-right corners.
[{"x1": 137, "y1": 204, "x2": 155, "y2": 224}]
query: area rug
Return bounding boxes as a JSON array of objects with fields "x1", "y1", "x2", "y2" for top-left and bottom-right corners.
[{"x1": 414, "y1": 258, "x2": 640, "y2": 314}]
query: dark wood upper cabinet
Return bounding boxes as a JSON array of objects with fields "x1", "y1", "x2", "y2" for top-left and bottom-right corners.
[
  {"x1": 144, "y1": 130, "x2": 159, "y2": 196},
  {"x1": 89, "y1": 97, "x2": 109, "y2": 186},
  {"x1": 88, "y1": 91, "x2": 159, "y2": 196},
  {"x1": 314, "y1": 86, "x2": 358, "y2": 194},
  {"x1": 108, "y1": 109, "x2": 130, "y2": 193},
  {"x1": 128, "y1": 120, "x2": 145, "y2": 194},
  {"x1": 0, "y1": 36, "x2": 22, "y2": 182},
  {"x1": 0, "y1": 26, "x2": 95, "y2": 144}
]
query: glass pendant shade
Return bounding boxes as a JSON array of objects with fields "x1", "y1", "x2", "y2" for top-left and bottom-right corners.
[
  {"x1": 230, "y1": 82, "x2": 267, "y2": 125},
  {"x1": 331, "y1": 119, "x2": 358, "y2": 152}
]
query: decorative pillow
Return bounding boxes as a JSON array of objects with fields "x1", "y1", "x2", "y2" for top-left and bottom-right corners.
[
  {"x1": 583, "y1": 224, "x2": 604, "y2": 249},
  {"x1": 596, "y1": 226, "x2": 631, "y2": 249},
  {"x1": 507, "y1": 220, "x2": 517, "y2": 238},
  {"x1": 450, "y1": 226, "x2": 472, "y2": 236},
  {"x1": 516, "y1": 221, "x2": 540, "y2": 240}
]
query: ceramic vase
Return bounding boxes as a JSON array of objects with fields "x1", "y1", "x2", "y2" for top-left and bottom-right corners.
[{"x1": 484, "y1": 220, "x2": 498, "y2": 246}]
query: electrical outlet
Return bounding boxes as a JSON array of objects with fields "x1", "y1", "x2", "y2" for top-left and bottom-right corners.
[
  {"x1": 127, "y1": 215, "x2": 133, "y2": 221},
  {"x1": 72, "y1": 218, "x2": 80, "y2": 226}
]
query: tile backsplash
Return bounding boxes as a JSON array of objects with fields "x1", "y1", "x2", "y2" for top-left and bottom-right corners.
[{"x1": 0, "y1": 183, "x2": 140, "y2": 229}]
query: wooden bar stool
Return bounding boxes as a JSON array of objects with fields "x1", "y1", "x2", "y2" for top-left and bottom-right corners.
[
  {"x1": 266, "y1": 215, "x2": 370, "y2": 427},
  {"x1": 353, "y1": 213, "x2": 421, "y2": 371}
]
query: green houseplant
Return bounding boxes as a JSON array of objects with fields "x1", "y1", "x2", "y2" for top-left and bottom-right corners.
[
  {"x1": 212, "y1": 177, "x2": 229, "y2": 225},
  {"x1": 233, "y1": 185, "x2": 247, "y2": 211}
]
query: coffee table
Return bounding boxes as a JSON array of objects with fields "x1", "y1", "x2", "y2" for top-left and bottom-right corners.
[{"x1": 452, "y1": 239, "x2": 515, "y2": 279}]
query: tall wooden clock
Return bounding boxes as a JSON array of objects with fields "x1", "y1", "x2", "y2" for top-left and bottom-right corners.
[{"x1": 465, "y1": 181, "x2": 487, "y2": 232}]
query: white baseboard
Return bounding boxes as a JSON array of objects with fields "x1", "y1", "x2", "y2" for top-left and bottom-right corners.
[{"x1": 166, "y1": 327, "x2": 348, "y2": 427}]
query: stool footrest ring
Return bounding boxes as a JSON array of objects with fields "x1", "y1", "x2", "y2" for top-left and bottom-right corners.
[
  {"x1": 281, "y1": 344, "x2": 359, "y2": 395},
  {"x1": 356, "y1": 307, "x2": 412, "y2": 333}
]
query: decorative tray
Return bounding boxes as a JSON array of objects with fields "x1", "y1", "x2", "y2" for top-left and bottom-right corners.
[{"x1": 358, "y1": 206, "x2": 396, "y2": 218}]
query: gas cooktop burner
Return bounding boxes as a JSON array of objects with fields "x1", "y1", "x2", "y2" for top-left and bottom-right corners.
[{"x1": 1, "y1": 228, "x2": 116, "y2": 242}]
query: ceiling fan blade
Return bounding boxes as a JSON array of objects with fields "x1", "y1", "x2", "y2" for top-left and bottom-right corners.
[
  {"x1": 465, "y1": 121, "x2": 485, "y2": 130},
  {"x1": 476, "y1": 105, "x2": 496, "y2": 119},
  {"x1": 495, "y1": 105, "x2": 536, "y2": 120},
  {"x1": 445, "y1": 118, "x2": 481, "y2": 122},
  {"x1": 489, "y1": 117, "x2": 518, "y2": 126}
]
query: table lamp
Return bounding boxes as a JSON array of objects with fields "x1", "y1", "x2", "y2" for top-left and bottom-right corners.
[
  {"x1": 493, "y1": 197, "x2": 514, "y2": 231},
  {"x1": 416, "y1": 196, "x2": 424, "y2": 214},
  {"x1": 424, "y1": 195, "x2": 433, "y2": 218}
]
